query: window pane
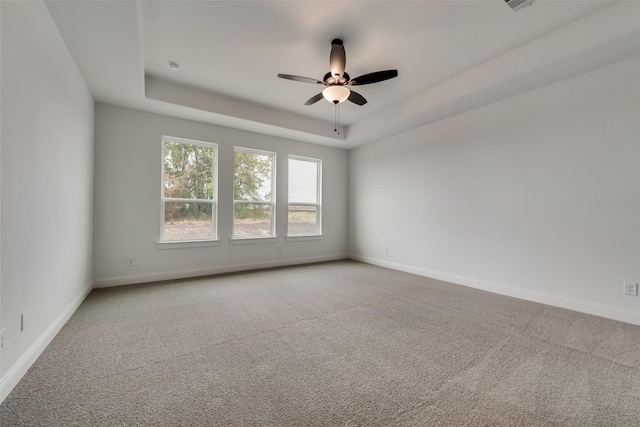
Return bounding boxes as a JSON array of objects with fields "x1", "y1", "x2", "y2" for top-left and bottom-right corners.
[
  {"x1": 164, "y1": 141, "x2": 214, "y2": 200},
  {"x1": 164, "y1": 202, "x2": 213, "y2": 241},
  {"x1": 288, "y1": 156, "x2": 321, "y2": 237},
  {"x1": 288, "y1": 205, "x2": 318, "y2": 236},
  {"x1": 233, "y1": 203, "x2": 272, "y2": 238},
  {"x1": 234, "y1": 151, "x2": 273, "y2": 202},
  {"x1": 288, "y1": 158, "x2": 318, "y2": 203}
]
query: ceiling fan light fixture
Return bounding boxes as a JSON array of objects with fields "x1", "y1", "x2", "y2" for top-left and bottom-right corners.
[{"x1": 322, "y1": 85, "x2": 350, "y2": 104}]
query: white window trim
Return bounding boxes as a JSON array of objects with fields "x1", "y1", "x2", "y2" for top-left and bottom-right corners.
[
  {"x1": 160, "y1": 136, "x2": 219, "y2": 244},
  {"x1": 232, "y1": 147, "x2": 277, "y2": 240},
  {"x1": 285, "y1": 235, "x2": 323, "y2": 242},
  {"x1": 287, "y1": 155, "x2": 322, "y2": 237},
  {"x1": 229, "y1": 237, "x2": 278, "y2": 245},
  {"x1": 156, "y1": 240, "x2": 221, "y2": 250}
]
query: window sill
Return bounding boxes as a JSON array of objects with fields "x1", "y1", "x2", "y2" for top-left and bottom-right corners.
[
  {"x1": 286, "y1": 235, "x2": 323, "y2": 242},
  {"x1": 230, "y1": 237, "x2": 277, "y2": 245},
  {"x1": 156, "y1": 240, "x2": 221, "y2": 250}
]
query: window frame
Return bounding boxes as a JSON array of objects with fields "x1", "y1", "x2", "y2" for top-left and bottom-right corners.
[
  {"x1": 232, "y1": 146, "x2": 277, "y2": 240},
  {"x1": 287, "y1": 155, "x2": 322, "y2": 238},
  {"x1": 160, "y1": 135, "x2": 219, "y2": 244}
]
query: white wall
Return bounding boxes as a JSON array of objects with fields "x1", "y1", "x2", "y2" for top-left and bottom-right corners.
[
  {"x1": 0, "y1": 1, "x2": 94, "y2": 401},
  {"x1": 93, "y1": 104, "x2": 349, "y2": 287},
  {"x1": 349, "y1": 55, "x2": 640, "y2": 325}
]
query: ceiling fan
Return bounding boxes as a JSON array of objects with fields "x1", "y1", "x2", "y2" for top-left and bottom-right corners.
[{"x1": 277, "y1": 39, "x2": 398, "y2": 107}]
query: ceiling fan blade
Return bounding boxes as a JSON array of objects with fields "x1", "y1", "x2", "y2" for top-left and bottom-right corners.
[
  {"x1": 329, "y1": 39, "x2": 346, "y2": 79},
  {"x1": 277, "y1": 74, "x2": 323, "y2": 85},
  {"x1": 349, "y1": 70, "x2": 398, "y2": 86},
  {"x1": 304, "y1": 92, "x2": 325, "y2": 105},
  {"x1": 347, "y1": 90, "x2": 367, "y2": 106}
]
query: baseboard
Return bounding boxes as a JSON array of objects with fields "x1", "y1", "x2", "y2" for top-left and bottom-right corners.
[
  {"x1": 0, "y1": 282, "x2": 93, "y2": 404},
  {"x1": 93, "y1": 254, "x2": 349, "y2": 288},
  {"x1": 350, "y1": 255, "x2": 640, "y2": 327}
]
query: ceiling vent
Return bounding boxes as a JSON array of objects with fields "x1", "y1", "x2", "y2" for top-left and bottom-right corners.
[{"x1": 504, "y1": 0, "x2": 536, "y2": 12}]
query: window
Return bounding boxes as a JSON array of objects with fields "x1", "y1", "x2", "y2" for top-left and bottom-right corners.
[
  {"x1": 161, "y1": 136, "x2": 217, "y2": 242},
  {"x1": 233, "y1": 147, "x2": 276, "y2": 239},
  {"x1": 288, "y1": 156, "x2": 321, "y2": 237}
]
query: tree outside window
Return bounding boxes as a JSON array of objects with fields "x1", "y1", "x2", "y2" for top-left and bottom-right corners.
[
  {"x1": 162, "y1": 136, "x2": 217, "y2": 241},
  {"x1": 233, "y1": 148, "x2": 276, "y2": 238}
]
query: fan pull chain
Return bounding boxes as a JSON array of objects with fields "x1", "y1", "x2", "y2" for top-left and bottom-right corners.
[{"x1": 334, "y1": 103, "x2": 340, "y2": 135}]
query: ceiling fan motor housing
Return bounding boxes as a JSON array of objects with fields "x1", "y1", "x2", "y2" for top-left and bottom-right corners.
[{"x1": 323, "y1": 72, "x2": 349, "y2": 86}]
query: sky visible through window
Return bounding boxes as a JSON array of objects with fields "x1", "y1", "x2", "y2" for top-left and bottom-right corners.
[{"x1": 289, "y1": 158, "x2": 318, "y2": 203}]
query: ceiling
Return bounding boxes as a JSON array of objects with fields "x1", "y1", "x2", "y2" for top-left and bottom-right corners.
[{"x1": 44, "y1": 1, "x2": 640, "y2": 149}]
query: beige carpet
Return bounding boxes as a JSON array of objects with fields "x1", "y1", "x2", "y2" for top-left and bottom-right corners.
[{"x1": 1, "y1": 260, "x2": 639, "y2": 426}]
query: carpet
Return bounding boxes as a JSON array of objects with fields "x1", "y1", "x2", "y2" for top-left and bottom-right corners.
[{"x1": 1, "y1": 260, "x2": 639, "y2": 426}]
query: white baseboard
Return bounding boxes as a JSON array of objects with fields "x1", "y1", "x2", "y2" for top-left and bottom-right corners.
[
  {"x1": 350, "y1": 255, "x2": 640, "y2": 327},
  {"x1": 0, "y1": 282, "x2": 93, "y2": 404},
  {"x1": 93, "y1": 254, "x2": 349, "y2": 288}
]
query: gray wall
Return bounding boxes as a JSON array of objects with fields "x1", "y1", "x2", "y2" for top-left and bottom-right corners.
[
  {"x1": 1, "y1": 0, "x2": 95, "y2": 400},
  {"x1": 92, "y1": 104, "x2": 349, "y2": 287},
  {"x1": 349, "y1": 55, "x2": 640, "y2": 325}
]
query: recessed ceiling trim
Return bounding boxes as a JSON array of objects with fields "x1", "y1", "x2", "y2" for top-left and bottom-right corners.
[
  {"x1": 145, "y1": 76, "x2": 346, "y2": 144},
  {"x1": 44, "y1": 0, "x2": 636, "y2": 150},
  {"x1": 346, "y1": 1, "x2": 640, "y2": 146}
]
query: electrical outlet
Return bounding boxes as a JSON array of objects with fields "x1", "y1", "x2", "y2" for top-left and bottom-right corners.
[
  {"x1": 384, "y1": 247, "x2": 389, "y2": 255},
  {"x1": 623, "y1": 282, "x2": 638, "y2": 296},
  {"x1": 127, "y1": 257, "x2": 134, "y2": 266},
  {"x1": 1, "y1": 329, "x2": 6, "y2": 352}
]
